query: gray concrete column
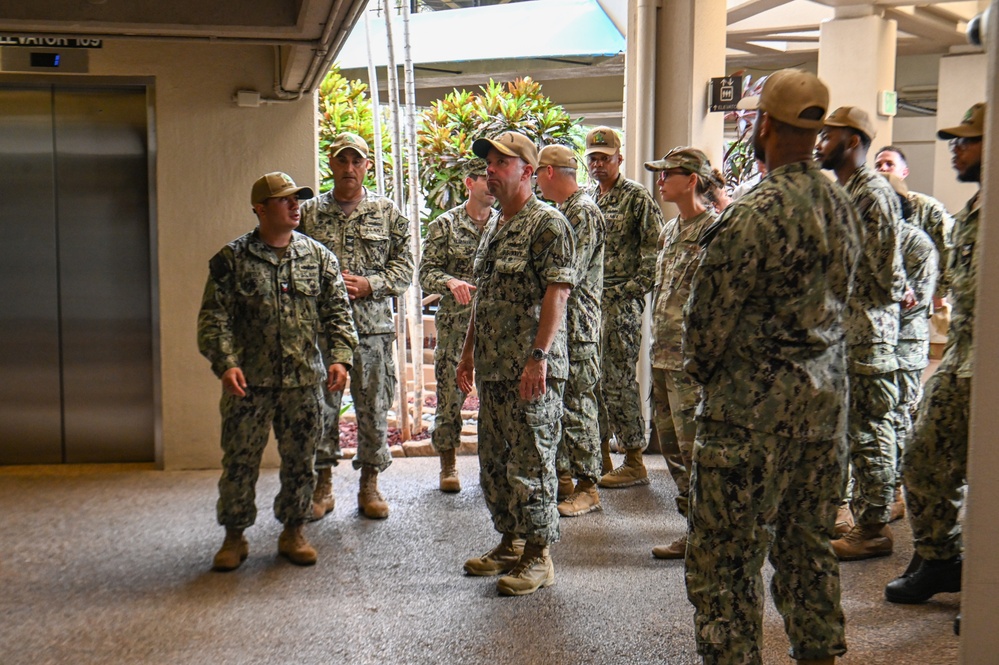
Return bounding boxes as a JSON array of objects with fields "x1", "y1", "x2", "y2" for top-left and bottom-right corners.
[{"x1": 818, "y1": 7, "x2": 897, "y2": 156}]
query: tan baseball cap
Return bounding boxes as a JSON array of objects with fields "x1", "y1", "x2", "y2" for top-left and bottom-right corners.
[
  {"x1": 538, "y1": 144, "x2": 579, "y2": 169},
  {"x1": 251, "y1": 172, "x2": 314, "y2": 205},
  {"x1": 824, "y1": 106, "x2": 877, "y2": 141},
  {"x1": 737, "y1": 68, "x2": 829, "y2": 130},
  {"x1": 584, "y1": 126, "x2": 622, "y2": 157},
  {"x1": 938, "y1": 102, "x2": 986, "y2": 139},
  {"x1": 329, "y1": 132, "x2": 370, "y2": 158},
  {"x1": 644, "y1": 146, "x2": 713, "y2": 180},
  {"x1": 472, "y1": 131, "x2": 539, "y2": 169}
]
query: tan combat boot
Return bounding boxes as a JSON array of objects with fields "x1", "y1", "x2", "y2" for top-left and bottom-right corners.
[
  {"x1": 831, "y1": 523, "x2": 893, "y2": 560},
  {"x1": 358, "y1": 465, "x2": 390, "y2": 519},
  {"x1": 598, "y1": 447, "x2": 649, "y2": 488},
  {"x1": 212, "y1": 527, "x2": 248, "y2": 572},
  {"x1": 600, "y1": 439, "x2": 613, "y2": 475},
  {"x1": 557, "y1": 479, "x2": 601, "y2": 517},
  {"x1": 889, "y1": 486, "x2": 905, "y2": 522},
  {"x1": 310, "y1": 467, "x2": 335, "y2": 521},
  {"x1": 277, "y1": 523, "x2": 317, "y2": 566},
  {"x1": 556, "y1": 471, "x2": 575, "y2": 501},
  {"x1": 464, "y1": 533, "x2": 525, "y2": 576},
  {"x1": 652, "y1": 534, "x2": 687, "y2": 560},
  {"x1": 834, "y1": 502, "x2": 855, "y2": 536},
  {"x1": 496, "y1": 541, "x2": 555, "y2": 596},
  {"x1": 439, "y1": 449, "x2": 461, "y2": 493}
]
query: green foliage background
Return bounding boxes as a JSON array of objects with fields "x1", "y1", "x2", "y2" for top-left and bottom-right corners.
[{"x1": 317, "y1": 68, "x2": 583, "y2": 227}]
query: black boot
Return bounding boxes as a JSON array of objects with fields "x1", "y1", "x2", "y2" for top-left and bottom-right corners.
[{"x1": 884, "y1": 556, "x2": 962, "y2": 604}]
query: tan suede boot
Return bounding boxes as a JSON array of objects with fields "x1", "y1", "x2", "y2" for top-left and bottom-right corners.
[
  {"x1": 834, "y1": 502, "x2": 855, "y2": 536},
  {"x1": 556, "y1": 471, "x2": 575, "y2": 501},
  {"x1": 464, "y1": 533, "x2": 526, "y2": 576},
  {"x1": 439, "y1": 449, "x2": 461, "y2": 493},
  {"x1": 831, "y1": 523, "x2": 893, "y2": 560},
  {"x1": 600, "y1": 439, "x2": 613, "y2": 475},
  {"x1": 496, "y1": 541, "x2": 555, "y2": 596},
  {"x1": 277, "y1": 523, "x2": 317, "y2": 566},
  {"x1": 212, "y1": 528, "x2": 248, "y2": 572},
  {"x1": 358, "y1": 465, "x2": 389, "y2": 519},
  {"x1": 652, "y1": 534, "x2": 687, "y2": 560},
  {"x1": 557, "y1": 480, "x2": 601, "y2": 517},
  {"x1": 310, "y1": 467, "x2": 335, "y2": 521},
  {"x1": 598, "y1": 448, "x2": 649, "y2": 488},
  {"x1": 889, "y1": 486, "x2": 905, "y2": 522}
]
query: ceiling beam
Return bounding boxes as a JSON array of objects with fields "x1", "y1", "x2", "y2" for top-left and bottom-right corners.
[
  {"x1": 883, "y1": 6, "x2": 968, "y2": 46},
  {"x1": 727, "y1": 0, "x2": 794, "y2": 26},
  {"x1": 728, "y1": 24, "x2": 819, "y2": 41}
]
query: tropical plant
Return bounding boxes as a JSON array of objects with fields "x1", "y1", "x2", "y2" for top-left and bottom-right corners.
[
  {"x1": 418, "y1": 77, "x2": 583, "y2": 223},
  {"x1": 721, "y1": 72, "x2": 766, "y2": 189}
]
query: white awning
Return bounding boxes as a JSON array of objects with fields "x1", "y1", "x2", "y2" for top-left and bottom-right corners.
[{"x1": 335, "y1": 0, "x2": 625, "y2": 69}]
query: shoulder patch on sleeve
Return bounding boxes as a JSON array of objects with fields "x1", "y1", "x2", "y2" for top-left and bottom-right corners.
[
  {"x1": 531, "y1": 228, "x2": 558, "y2": 257},
  {"x1": 209, "y1": 252, "x2": 233, "y2": 283}
]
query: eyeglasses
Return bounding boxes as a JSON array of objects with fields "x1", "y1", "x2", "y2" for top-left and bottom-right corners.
[
  {"x1": 657, "y1": 169, "x2": 690, "y2": 181},
  {"x1": 949, "y1": 137, "x2": 982, "y2": 152}
]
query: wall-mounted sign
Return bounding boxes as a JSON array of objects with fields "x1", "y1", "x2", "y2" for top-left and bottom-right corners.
[
  {"x1": 708, "y1": 77, "x2": 743, "y2": 113},
  {"x1": 0, "y1": 36, "x2": 102, "y2": 48}
]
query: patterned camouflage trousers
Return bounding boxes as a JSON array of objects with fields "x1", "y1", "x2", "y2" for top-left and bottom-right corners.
[
  {"x1": 847, "y1": 371, "x2": 899, "y2": 526},
  {"x1": 597, "y1": 295, "x2": 646, "y2": 451},
  {"x1": 216, "y1": 386, "x2": 321, "y2": 528},
  {"x1": 477, "y1": 379, "x2": 563, "y2": 545},
  {"x1": 430, "y1": 327, "x2": 467, "y2": 454},
  {"x1": 557, "y1": 345, "x2": 601, "y2": 483},
  {"x1": 686, "y1": 421, "x2": 848, "y2": 665},
  {"x1": 903, "y1": 370, "x2": 969, "y2": 561},
  {"x1": 652, "y1": 367, "x2": 700, "y2": 518},
  {"x1": 893, "y1": 366, "x2": 924, "y2": 484},
  {"x1": 316, "y1": 333, "x2": 397, "y2": 472}
]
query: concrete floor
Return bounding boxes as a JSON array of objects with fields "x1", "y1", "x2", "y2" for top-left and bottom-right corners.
[{"x1": 0, "y1": 455, "x2": 959, "y2": 665}]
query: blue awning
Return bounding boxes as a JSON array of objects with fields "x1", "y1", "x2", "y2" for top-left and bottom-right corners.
[{"x1": 335, "y1": 0, "x2": 625, "y2": 69}]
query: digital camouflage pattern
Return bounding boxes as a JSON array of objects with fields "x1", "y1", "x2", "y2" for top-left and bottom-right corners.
[
  {"x1": 683, "y1": 161, "x2": 861, "y2": 442},
  {"x1": 471, "y1": 195, "x2": 576, "y2": 382},
  {"x1": 652, "y1": 209, "x2": 716, "y2": 371},
  {"x1": 300, "y1": 189, "x2": 414, "y2": 469},
  {"x1": 477, "y1": 380, "x2": 563, "y2": 544},
  {"x1": 299, "y1": 190, "x2": 414, "y2": 335},
  {"x1": 903, "y1": 192, "x2": 980, "y2": 561},
  {"x1": 651, "y1": 367, "x2": 699, "y2": 517},
  {"x1": 685, "y1": 421, "x2": 848, "y2": 664},
  {"x1": 556, "y1": 189, "x2": 605, "y2": 482},
  {"x1": 197, "y1": 230, "x2": 357, "y2": 385},
  {"x1": 216, "y1": 386, "x2": 323, "y2": 527},
  {"x1": 197, "y1": 230, "x2": 357, "y2": 528},
  {"x1": 842, "y1": 164, "x2": 905, "y2": 373},
  {"x1": 842, "y1": 165, "x2": 905, "y2": 526},
  {"x1": 472, "y1": 194, "x2": 575, "y2": 544},
  {"x1": 682, "y1": 160, "x2": 859, "y2": 664},
  {"x1": 588, "y1": 175, "x2": 663, "y2": 451},
  {"x1": 894, "y1": 222, "x2": 938, "y2": 450},
  {"x1": 907, "y1": 190, "x2": 954, "y2": 300},
  {"x1": 322, "y1": 333, "x2": 397, "y2": 471},
  {"x1": 419, "y1": 204, "x2": 497, "y2": 452}
]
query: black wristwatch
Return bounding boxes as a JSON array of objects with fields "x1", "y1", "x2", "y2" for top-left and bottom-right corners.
[{"x1": 531, "y1": 347, "x2": 548, "y2": 362}]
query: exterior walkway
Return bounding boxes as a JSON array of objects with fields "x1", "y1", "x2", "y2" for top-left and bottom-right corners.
[{"x1": 1, "y1": 454, "x2": 958, "y2": 664}]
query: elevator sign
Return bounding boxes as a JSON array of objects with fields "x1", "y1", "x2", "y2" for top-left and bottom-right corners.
[
  {"x1": 708, "y1": 77, "x2": 743, "y2": 113},
  {"x1": 0, "y1": 36, "x2": 103, "y2": 48}
]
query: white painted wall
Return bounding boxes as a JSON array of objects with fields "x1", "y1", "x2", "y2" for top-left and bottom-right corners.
[
  {"x1": 86, "y1": 40, "x2": 319, "y2": 469},
  {"x1": 935, "y1": 52, "x2": 988, "y2": 213}
]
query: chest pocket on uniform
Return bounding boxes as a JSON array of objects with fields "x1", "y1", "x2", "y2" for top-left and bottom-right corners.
[
  {"x1": 492, "y1": 257, "x2": 534, "y2": 301},
  {"x1": 292, "y1": 264, "x2": 321, "y2": 323},
  {"x1": 358, "y1": 222, "x2": 390, "y2": 268}
]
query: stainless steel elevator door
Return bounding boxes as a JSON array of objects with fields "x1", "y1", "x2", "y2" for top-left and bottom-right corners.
[{"x1": 0, "y1": 85, "x2": 154, "y2": 464}]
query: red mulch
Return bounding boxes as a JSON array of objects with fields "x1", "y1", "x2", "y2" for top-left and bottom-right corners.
[{"x1": 338, "y1": 420, "x2": 433, "y2": 449}]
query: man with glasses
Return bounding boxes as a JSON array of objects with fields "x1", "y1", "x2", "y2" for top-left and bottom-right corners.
[
  {"x1": 885, "y1": 103, "x2": 986, "y2": 606},
  {"x1": 584, "y1": 126, "x2": 664, "y2": 488},
  {"x1": 198, "y1": 172, "x2": 358, "y2": 571}
]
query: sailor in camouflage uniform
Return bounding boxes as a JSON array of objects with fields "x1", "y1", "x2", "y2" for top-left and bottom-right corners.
[
  {"x1": 884, "y1": 174, "x2": 938, "y2": 523},
  {"x1": 419, "y1": 159, "x2": 498, "y2": 493},
  {"x1": 535, "y1": 144, "x2": 605, "y2": 517},
  {"x1": 642, "y1": 147, "x2": 719, "y2": 560},
  {"x1": 886, "y1": 103, "x2": 985, "y2": 605},
  {"x1": 299, "y1": 133, "x2": 414, "y2": 520},
  {"x1": 457, "y1": 131, "x2": 575, "y2": 596},
  {"x1": 197, "y1": 172, "x2": 358, "y2": 571},
  {"x1": 816, "y1": 106, "x2": 906, "y2": 560},
  {"x1": 875, "y1": 145, "x2": 955, "y2": 304},
  {"x1": 585, "y1": 126, "x2": 665, "y2": 487},
  {"x1": 683, "y1": 70, "x2": 860, "y2": 665}
]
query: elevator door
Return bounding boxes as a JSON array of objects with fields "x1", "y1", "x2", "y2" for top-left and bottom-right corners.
[{"x1": 0, "y1": 85, "x2": 154, "y2": 464}]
